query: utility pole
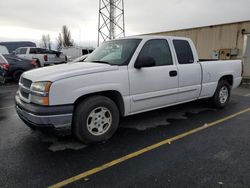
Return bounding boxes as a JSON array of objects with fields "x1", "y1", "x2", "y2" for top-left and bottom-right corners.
[{"x1": 98, "y1": 0, "x2": 125, "y2": 46}]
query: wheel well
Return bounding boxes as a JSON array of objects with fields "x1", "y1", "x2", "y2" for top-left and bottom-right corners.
[
  {"x1": 74, "y1": 91, "x2": 125, "y2": 117},
  {"x1": 34, "y1": 59, "x2": 41, "y2": 67},
  {"x1": 219, "y1": 75, "x2": 233, "y2": 86},
  {"x1": 12, "y1": 69, "x2": 25, "y2": 76}
]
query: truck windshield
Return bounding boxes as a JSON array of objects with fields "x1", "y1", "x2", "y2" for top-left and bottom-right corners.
[{"x1": 85, "y1": 39, "x2": 142, "y2": 66}]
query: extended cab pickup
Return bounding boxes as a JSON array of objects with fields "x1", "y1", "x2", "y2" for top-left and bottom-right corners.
[
  {"x1": 15, "y1": 36, "x2": 242, "y2": 143},
  {"x1": 14, "y1": 47, "x2": 66, "y2": 67}
]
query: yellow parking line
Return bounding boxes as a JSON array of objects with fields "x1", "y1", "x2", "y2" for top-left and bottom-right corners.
[{"x1": 48, "y1": 108, "x2": 250, "y2": 188}]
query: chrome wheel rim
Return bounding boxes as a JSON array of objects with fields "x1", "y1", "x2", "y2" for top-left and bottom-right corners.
[
  {"x1": 86, "y1": 107, "x2": 112, "y2": 136},
  {"x1": 219, "y1": 86, "x2": 229, "y2": 104}
]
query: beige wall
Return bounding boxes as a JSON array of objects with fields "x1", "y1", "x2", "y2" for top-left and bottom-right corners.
[{"x1": 148, "y1": 21, "x2": 250, "y2": 60}]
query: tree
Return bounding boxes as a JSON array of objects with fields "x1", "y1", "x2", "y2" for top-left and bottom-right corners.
[
  {"x1": 56, "y1": 33, "x2": 63, "y2": 51},
  {"x1": 56, "y1": 25, "x2": 74, "y2": 51},
  {"x1": 40, "y1": 34, "x2": 52, "y2": 50}
]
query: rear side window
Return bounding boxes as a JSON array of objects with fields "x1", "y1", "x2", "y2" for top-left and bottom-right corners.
[
  {"x1": 29, "y1": 48, "x2": 37, "y2": 54},
  {"x1": 82, "y1": 49, "x2": 88, "y2": 55},
  {"x1": 173, "y1": 40, "x2": 194, "y2": 64},
  {"x1": 36, "y1": 48, "x2": 46, "y2": 54},
  {"x1": 138, "y1": 39, "x2": 173, "y2": 66},
  {"x1": 30, "y1": 48, "x2": 48, "y2": 54}
]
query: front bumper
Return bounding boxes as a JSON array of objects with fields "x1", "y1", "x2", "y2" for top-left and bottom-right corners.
[{"x1": 15, "y1": 94, "x2": 74, "y2": 133}]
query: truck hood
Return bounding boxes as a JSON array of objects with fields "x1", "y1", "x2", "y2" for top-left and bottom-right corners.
[{"x1": 22, "y1": 62, "x2": 119, "y2": 82}]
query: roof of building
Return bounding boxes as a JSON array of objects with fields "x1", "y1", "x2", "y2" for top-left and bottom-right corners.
[{"x1": 146, "y1": 20, "x2": 250, "y2": 35}]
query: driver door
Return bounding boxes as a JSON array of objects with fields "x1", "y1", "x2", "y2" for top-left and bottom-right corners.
[{"x1": 128, "y1": 39, "x2": 178, "y2": 114}]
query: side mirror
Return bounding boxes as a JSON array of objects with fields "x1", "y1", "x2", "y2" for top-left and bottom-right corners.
[{"x1": 134, "y1": 56, "x2": 156, "y2": 69}]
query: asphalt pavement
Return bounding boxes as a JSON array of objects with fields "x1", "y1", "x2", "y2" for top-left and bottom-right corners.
[{"x1": 0, "y1": 83, "x2": 250, "y2": 188}]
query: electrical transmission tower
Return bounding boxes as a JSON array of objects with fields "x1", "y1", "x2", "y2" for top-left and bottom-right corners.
[{"x1": 98, "y1": 0, "x2": 125, "y2": 46}]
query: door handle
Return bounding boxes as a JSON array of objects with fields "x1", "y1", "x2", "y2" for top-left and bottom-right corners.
[{"x1": 169, "y1": 70, "x2": 178, "y2": 77}]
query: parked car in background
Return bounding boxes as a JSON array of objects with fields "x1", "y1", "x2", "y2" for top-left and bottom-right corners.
[
  {"x1": 0, "y1": 55, "x2": 8, "y2": 83},
  {"x1": 0, "y1": 54, "x2": 37, "y2": 82},
  {"x1": 0, "y1": 45, "x2": 9, "y2": 54},
  {"x1": 0, "y1": 65, "x2": 5, "y2": 84},
  {"x1": 14, "y1": 47, "x2": 67, "y2": 67},
  {"x1": 61, "y1": 46, "x2": 94, "y2": 61},
  {"x1": 0, "y1": 41, "x2": 36, "y2": 53}
]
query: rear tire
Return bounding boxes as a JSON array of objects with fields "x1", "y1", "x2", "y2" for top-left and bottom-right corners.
[
  {"x1": 73, "y1": 96, "x2": 119, "y2": 144},
  {"x1": 211, "y1": 80, "x2": 231, "y2": 108},
  {"x1": 36, "y1": 60, "x2": 42, "y2": 67},
  {"x1": 13, "y1": 70, "x2": 23, "y2": 82}
]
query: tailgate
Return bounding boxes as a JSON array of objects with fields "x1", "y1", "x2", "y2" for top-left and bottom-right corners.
[{"x1": 48, "y1": 54, "x2": 65, "y2": 63}]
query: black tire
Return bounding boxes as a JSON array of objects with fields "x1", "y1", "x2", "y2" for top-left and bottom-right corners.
[
  {"x1": 36, "y1": 60, "x2": 41, "y2": 67},
  {"x1": 13, "y1": 70, "x2": 23, "y2": 82},
  {"x1": 73, "y1": 95, "x2": 120, "y2": 144},
  {"x1": 211, "y1": 80, "x2": 231, "y2": 108}
]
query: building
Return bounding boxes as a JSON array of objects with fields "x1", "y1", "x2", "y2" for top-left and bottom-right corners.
[{"x1": 147, "y1": 20, "x2": 250, "y2": 78}]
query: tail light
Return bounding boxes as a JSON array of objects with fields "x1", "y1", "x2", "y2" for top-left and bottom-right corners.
[
  {"x1": 0, "y1": 63, "x2": 9, "y2": 71},
  {"x1": 31, "y1": 60, "x2": 38, "y2": 68},
  {"x1": 44, "y1": 55, "x2": 48, "y2": 61}
]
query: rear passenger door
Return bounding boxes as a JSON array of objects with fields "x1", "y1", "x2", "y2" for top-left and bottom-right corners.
[
  {"x1": 173, "y1": 39, "x2": 202, "y2": 102},
  {"x1": 129, "y1": 39, "x2": 178, "y2": 113}
]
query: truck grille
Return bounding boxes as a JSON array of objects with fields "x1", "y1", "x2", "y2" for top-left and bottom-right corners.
[
  {"x1": 19, "y1": 77, "x2": 32, "y2": 101},
  {"x1": 20, "y1": 77, "x2": 32, "y2": 88},
  {"x1": 20, "y1": 90, "x2": 29, "y2": 99}
]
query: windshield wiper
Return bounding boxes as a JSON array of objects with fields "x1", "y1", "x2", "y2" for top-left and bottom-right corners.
[{"x1": 89, "y1": 60, "x2": 110, "y2": 65}]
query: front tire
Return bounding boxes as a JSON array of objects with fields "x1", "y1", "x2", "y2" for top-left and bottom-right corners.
[
  {"x1": 211, "y1": 80, "x2": 231, "y2": 108},
  {"x1": 13, "y1": 70, "x2": 23, "y2": 82},
  {"x1": 73, "y1": 96, "x2": 119, "y2": 144}
]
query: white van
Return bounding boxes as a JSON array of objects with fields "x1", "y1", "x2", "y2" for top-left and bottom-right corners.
[{"x1": 61, "y1": 46, "x2": 94, "y2": 61}]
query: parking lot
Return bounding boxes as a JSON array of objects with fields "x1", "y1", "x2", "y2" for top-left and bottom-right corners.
[{"x1": 0, "y1": 83, "x2": 250, "y2": 188}]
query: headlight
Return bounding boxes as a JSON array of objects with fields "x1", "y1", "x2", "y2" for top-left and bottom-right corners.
[
  {"x1": 31, "y1": 81, "x2": 52, "y2": 92},
  {"x1": 30, "y1": 81, "x2": 52, "y2": 106}
]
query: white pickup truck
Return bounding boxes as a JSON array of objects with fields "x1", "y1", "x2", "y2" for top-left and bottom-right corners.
[
  {"x1": 14, "y1": 47, "x2": 67, "y2": 67},
  {"x1": 15, "y1": 36, "x2": 242, "y2": 143}
]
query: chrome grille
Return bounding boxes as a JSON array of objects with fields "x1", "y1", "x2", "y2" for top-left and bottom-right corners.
[
  {"x1": 19, "y1": 77, "x2": 32, "y2": 102},
  {"x1": 20, "y1": 90, "x2": 29, "y2": 99},
  {"x1": 20, "y1": 77, "x2": 32, "y2": 88}
]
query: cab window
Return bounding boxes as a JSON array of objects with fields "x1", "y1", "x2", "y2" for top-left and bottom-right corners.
[
  {"x1": 138, "y1": 39, "x2": 173, "y2": 66},
  {"x1": 173, "y1": 40, "x2": 194, "y2": 64},
  {"x1": 16, "y1": 48, "x2": 27, "y2": 55}
]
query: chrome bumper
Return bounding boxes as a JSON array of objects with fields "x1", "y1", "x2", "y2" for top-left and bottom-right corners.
[
  {"x1": 16, "y1": 105, "x2": 72, "y2": 129},
  {"x1": 15, "y1": 94, "x2": 73, "y2": 130}
]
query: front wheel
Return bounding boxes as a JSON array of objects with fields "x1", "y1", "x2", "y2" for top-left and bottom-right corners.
[
  {"x1": 13, "y1": 70, "x2": 24, "y2": 82},
  {"x1": 73, "y1": 96, "x2": 119, "y2": 144},
  {"x1": 211, "y1": 80, "x2": 231, "y2": 108}
]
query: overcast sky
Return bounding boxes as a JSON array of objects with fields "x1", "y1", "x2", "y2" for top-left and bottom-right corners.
[{"x1": 0, "y1": 0, "x2": 250, "y2": 47}]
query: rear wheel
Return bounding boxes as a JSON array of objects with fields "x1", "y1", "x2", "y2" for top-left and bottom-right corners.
[
  {"x1": 13, "y1": 70, "x2": 23, "y2": 82},
  {"x1": 36, "y1": 60, "x2": 41, "y2": 67},
  {"x1": 211, "y1": 80, "x2": 231, "y2": 108},
  {"x1": 73, "y1": 96, "x2": 119, "y2": 144}
]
